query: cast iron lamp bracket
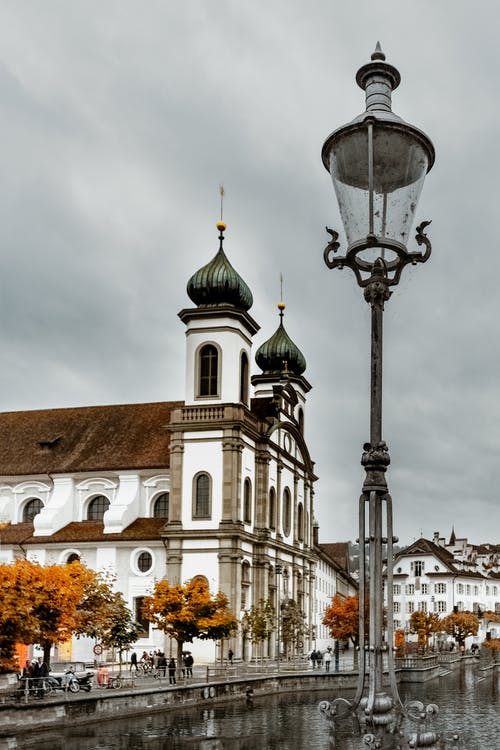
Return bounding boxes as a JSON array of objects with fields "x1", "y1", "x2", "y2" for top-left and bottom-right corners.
[{"x1": 324, "y1": 221, "x2": 432, "y2": 290}]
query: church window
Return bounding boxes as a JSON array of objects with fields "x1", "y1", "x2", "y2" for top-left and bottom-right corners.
[
  {"x1": 243, "y1": 478, "x2": 252, "y2": 524},
  {"x1": 269, "y1": 488, "x2": 276, "y2": 530},
  {"x1": 298, "y1": 408, "x2": 304, "y2": 434},
  {"x1": 87, "y1": 495, "x2": 110, "y2": 520},
  {"x1": 193, "y1": 473, "x2": 211, "y2": 518},
  {"x1": 282, "y1": 487, "x2": 291, "y2": 536},
  {"x1": 23, "y1": 497, "x2": 43, "y2": 523},
  {"x1": 240, "y1": 352, "x2": 249, "y2": 404},
  {"x1": 199, "y1": 344, "x2": 219, "y2": 397},
  {"x1": 297, "y1": 502, "x2": 304, "y2": 541},
  {"x1": 66, "y1": 553, "x2": 80, "y2": 564},
  {"x1": 153, "y1": 492, "x2": 169, "y2": 519},
  {"x1": 137, "y1": 551, "x2": 153, "y2": 573}
]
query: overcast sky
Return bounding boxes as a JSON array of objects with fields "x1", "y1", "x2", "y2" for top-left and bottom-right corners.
[{"x1": 0, "y1": 1, "x2": 498, "y2": 548}]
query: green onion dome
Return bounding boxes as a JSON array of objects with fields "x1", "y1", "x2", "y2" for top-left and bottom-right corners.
[
  {"x1": 255, "y1": 303, "x2": 306, "y2": 376},
  {"x1": 186, "y1": 222, "x2": 253, "y2": 310}
]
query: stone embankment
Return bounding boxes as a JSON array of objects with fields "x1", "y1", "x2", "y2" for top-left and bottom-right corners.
[{"x1": 0, "y1": 652, "x2": 487, "y2": 745}]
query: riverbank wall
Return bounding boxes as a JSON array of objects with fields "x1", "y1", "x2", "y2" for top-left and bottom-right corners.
[{"x1": 0, "y1": 654, "x2": 480, "y2": 743}]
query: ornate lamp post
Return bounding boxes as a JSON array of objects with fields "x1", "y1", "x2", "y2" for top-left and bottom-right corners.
[{"x1": 319, "y1": 46, "x2": 458, "y2": 748}]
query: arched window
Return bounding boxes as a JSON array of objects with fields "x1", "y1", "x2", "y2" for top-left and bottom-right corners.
[
  {"x1": 269, "y1": 488, "x2": 276, "y2": 530},
  {"x1": 298, "y1": 408, "x2": 304, "y2": 434},
  {"x1": 240, "y1": 351, "x2": 249, "y2": 404},
  {"x1": 87, "y1": 495, "x2": 110, "y2": 521},
  {"x1": 23, "y1": 498, "x2": 43, "y2": 523},
  {"x1": 193, "y1": 473, "x2": 211, "y2": 518},
  {"x1": 241, "y1": 561, "x2": 251, "y2": 610},
  {"x1": 199, "y1": 344, "x2": 219, "y2": 397},
  {"x1": 66, "y1": 553, "x2": 80, "y2": 564},
  {"x1": 282, "y1": 488, "x2": 291, "y2": 537},
  {"x1": 243, "y1": 478, "x2": 252, "y2": 524},
  {"x1": 297, "y1": 502, "x2": 304, "y2": 542},
  {"x1": 153, "y1": 492, "x2": 169, "y2": 519}
]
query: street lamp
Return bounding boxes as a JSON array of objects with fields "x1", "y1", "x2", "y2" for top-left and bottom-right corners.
[{"x1": 319, "y1": 45, "x2": 458, "y2": 748}]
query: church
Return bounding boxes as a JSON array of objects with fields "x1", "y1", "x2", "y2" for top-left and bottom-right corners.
[{"x1": 0, "y1": 220, "x2": 348, "y2": 662}]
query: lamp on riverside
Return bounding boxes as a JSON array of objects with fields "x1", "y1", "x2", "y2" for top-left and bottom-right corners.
[{"x1": 319, "y1": 45, "x2": 458, "y2": 749}]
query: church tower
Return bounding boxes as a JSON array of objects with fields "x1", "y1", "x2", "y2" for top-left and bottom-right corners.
[{"x1": 179, "y1": 222, "x2": 259, "y2": 406}]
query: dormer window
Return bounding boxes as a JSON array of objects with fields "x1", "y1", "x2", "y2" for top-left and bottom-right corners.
[
  {"x1": 23, "y1": 498, "x2": 43, "y2": 522},
  {"x1": 87, "y1": 495, "x2": 110, "y2": 520}
]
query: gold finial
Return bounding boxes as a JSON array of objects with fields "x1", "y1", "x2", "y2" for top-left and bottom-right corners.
[{"x1": 217, "y1": 184, "x2": 226, "y2": 233}]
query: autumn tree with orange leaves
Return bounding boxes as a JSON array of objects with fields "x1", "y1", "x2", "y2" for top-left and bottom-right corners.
[
  {"x1": 0, "y1": 559, "x2": 120, "y2": 672},
  {"x1": 143, "y1": 578, "x2": 238, "y2": 662},
  {"x1": 440, "y1": 611, "x2": 479, "y2": 648},
  {"x1": 409, "y1": 611, "x2": 441, "y2": 653},
  {"x1": 323, "y1": 595, "x2": 362, "y2": 667}
]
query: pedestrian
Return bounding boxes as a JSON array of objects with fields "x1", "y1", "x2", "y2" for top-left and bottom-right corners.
[
  {"x1": 324, "y1": 648, "x2": 332, "y2": 672},
  {"x1": 130, "y1": 651, "x2": 138, "y2": 671},
  {"x1": 228, "y1": 648, "x2": 233, "y2": 665},
  {"x1": 184, "y1": 653, "x2": 193, "y2": 677},
  {"x1": 157, "y1": 652, "x2": 167, "y2": 676},
  {"x1": 310, "y1": 649, "x2": 317, "y2": 669},
  {"x1": 168, "y1": 657, "x2": 176, "y2": 684}
]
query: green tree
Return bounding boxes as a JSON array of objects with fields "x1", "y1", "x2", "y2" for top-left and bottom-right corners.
[
  {"x1": 100, "y1": 594, "x2": 143, "y2": 672},
  {"x1": 280, "y1": 599, "x2": 306, "y2": 658},
  {"x1": 241, "y1": 599, "x2": 275, "y2": 659},
  {"x1": 143, "y1": 578, "x2": 238, "y2": 662}
]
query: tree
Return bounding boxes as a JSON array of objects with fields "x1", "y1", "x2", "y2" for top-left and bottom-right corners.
[
  {"x1": 241, "y1": 599, "x2": 275, "y2": 659},
  {"x1": 0, "y1": 559, "x2": 45, "y2": 673},
  {"x1": 143, "y1": 578, "x2": 238, "y2": 662},
  {"x1": 440, "y1": 611, "x2": 479, "y2": 647},
  {"x1": 30, "y1": 560, "x2": 99, "y2": 665},
  {"x1": 0, "y1": 558, "x2": 120, "y2": 671},
  {"x1": 100, "y1": 594, "x2": 143, "y2": 672},
  {"x1": 323, "y1": 595, "x2": 370, "y2": 668},
  {"x1": 409, "y1": 611, "x2": 441, "y2": 653},
  {"x1": 280, "y1": 599, "x2": 306, "y2": 658}
]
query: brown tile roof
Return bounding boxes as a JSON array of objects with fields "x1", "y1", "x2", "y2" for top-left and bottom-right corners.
[
  {"x1": 0, "y1": 518, "x2": 167, "y2": 545},
  {"x1": 318, "y1": 542, "x2": 351, "y2": 573},
  {"x1": 0, "y1": 401, "x2": 183, "y2": 475}
]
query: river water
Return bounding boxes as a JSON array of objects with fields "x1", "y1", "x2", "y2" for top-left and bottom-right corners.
[{"x1": 9, "y1": 663, "x2": 500, "y2": 749}]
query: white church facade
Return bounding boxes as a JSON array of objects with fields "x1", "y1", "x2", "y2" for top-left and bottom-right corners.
[{"x1": 0, "y1": 221, "x2": 354, "y2": 663}]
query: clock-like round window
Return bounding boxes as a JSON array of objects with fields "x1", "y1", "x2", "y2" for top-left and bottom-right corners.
[{"x1": 137, "y1": 551, "x2": 153, "y2": 573}]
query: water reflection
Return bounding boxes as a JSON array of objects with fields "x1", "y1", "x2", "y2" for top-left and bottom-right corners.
[{"x1": 7, "y1": 664, "x2": 500, "y2": 750}]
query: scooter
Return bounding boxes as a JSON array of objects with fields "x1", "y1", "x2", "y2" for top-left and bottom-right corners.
[{"x1": 46, "y1": 668, "x2": 82, "y2": 693}]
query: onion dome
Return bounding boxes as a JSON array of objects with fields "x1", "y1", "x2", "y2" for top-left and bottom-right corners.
[
  {"x1": 186, "y1": 222, "x2": 253, "y2": 310},
  {"x1": 255, "y1": 303, "x2": 306, "y2": 376}
]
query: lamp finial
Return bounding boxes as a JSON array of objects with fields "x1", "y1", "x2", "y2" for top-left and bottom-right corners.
[{"x1": 371, "y1": 42, "x2": 386, "y2": 61}]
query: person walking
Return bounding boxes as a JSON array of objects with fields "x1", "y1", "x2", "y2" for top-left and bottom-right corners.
[
  {"x1": 324, "y1": 648, "x2": 332, "y2": 672},
  {"x1": 130, "y1": 651, "x2": 138, "y2": 671},
  {"x1": 184, "y1": 653, "x2": 193, "y2": 678},
  {"x1": 168, "y1": 658, "x2": 176, "y2": 684}
]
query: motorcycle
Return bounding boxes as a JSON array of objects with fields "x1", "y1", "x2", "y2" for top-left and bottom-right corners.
[{"x1": 46, "y1": 668, "x2": 93, "y2": 693}]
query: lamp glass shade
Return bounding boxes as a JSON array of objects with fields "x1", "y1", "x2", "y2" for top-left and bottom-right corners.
[{"x1": 327, "y1": 123, "x2": 429, "y2": 251}]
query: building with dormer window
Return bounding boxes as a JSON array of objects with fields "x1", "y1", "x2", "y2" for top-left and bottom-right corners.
[{"x1": 0, "y1": 221, "x2": 353, "y2": 663}]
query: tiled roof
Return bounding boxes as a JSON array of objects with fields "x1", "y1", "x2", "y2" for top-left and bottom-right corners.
[
  {"x1": 0, "y1": 518, "x2": 167, "y2": 545},
  {"x1": 395, "y1": 538, "x2": 459, "y2": 572},
  {"x1": 0, "y1": 401, "x2": 183, "y2": 475},
  {"x1": 319, "y1": 542, "x2": 350, "y2": 573}
]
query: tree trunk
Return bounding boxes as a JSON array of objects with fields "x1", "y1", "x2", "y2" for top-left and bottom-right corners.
[{"x1": 43, "y1": 642, "x2": 51, "y2": 669}]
